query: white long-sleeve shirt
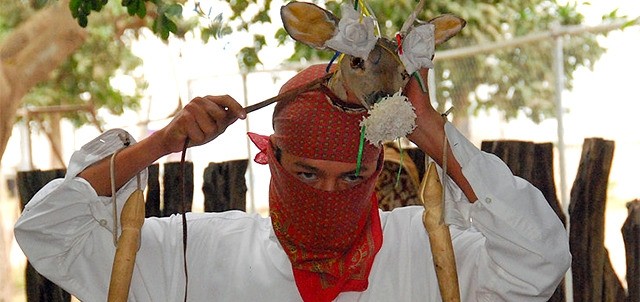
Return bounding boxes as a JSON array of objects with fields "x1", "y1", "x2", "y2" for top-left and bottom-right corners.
[{"x1": 14, "y1": 124, "x2": 571, "y2": 301}]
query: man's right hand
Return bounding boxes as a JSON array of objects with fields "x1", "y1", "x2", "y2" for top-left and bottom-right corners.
[
  {"x1": 79, "y1": 95, "x2": 246, "y2": 196},
  {"x1": 155, "y1": 95, "x2": 247, "y2": 155}
]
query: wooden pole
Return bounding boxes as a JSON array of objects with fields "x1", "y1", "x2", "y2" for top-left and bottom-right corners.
[
  {"x1": 202, "y1": 160, "x2": 248, "y2": 212},
  {"x1": 107, "y1": 190, "x2": 145, "y2": 302},
  {"x1": 568, "y1": 138, "x2": 625, "y2": 301},
  {"x1": 162, "y1": 162, "x2": 193, "y2": 216},
  {"x1": 420, "y1": 162, "x2": 460, "y2": 302},
  {"x1": 623, "y1": 199, "x2": 640, "y2": 302}
]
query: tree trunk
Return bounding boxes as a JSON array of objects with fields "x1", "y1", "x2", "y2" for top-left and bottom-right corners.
[
  {"x1": 0, "y1": 0, "x2": 87, "y2": 162},
  {"x1": 145, "y1": 164, "x2": 162, "y2": 217}
]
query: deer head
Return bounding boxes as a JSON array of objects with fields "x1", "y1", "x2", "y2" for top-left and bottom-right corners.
[{"x1": 281, "y1": 1, "x2": 466, "y2": 109}]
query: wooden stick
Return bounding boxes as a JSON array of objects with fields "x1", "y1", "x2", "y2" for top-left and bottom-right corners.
[
  {"x1": 108, "y1": 189, "x2": 145, "y2": 302},
  {"x1": 420, "y1": 162, "x2": 460, "y2": 302},
  {"x1": 244, "y1": 72, "x2": 334, "y2": 113}
]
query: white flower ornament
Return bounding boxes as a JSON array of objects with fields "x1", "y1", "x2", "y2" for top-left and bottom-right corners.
[
  {"x1": 360, "y1": 90, "x2": 417, "y2": 146},
  {"x1": 398, "y1": 24, "x2": 436, "y2": 75},
  {"x1": 325, "y1": 4, "x2": 377, "y2": 59}
]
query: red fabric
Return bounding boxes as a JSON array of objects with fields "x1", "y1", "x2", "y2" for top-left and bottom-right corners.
[
  {"x1": 272, "y1": 64, "x2": 380, "y2": 164},
  {"x1": 247, "y1": 132, "x2": 269, "y2": 164},
  {"x1": 247, "y1": 64, "x2": 386, "y2": 301},
  {"x1": 255, "y1": 136, "x2": 383, "y2": 302}
]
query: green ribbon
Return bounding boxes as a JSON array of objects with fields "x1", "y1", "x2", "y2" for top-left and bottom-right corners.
[
  {"x1": 356, "y1": 125, "x2": 366, "y2": 176},
  {"x1": 413, "y1": 71, "x2": 427, "y2": 93}
]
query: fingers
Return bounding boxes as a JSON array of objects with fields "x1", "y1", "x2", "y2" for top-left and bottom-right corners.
[{"x1": 176, "y1": 95, "x2": 246, "y2": 146}]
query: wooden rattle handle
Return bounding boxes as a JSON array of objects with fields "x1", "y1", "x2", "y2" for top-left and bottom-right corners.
[
  {"x1": 108, "y1": 189, "x2": 145, "y2": 302},
  {"x1": 420, "y1": 163, "x2": 460, "y2": 302}
]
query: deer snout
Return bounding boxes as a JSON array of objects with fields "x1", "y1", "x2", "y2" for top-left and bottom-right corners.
[{"x1": 365, "y1": 91, "x2": 393, "y2": 107}]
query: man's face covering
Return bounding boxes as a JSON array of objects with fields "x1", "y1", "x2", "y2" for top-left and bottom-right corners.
[{"x1": 249, "y1": 64, "x2": 384, "y2": 302}]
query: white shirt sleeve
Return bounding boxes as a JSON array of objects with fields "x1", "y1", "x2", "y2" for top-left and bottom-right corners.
[
  {"x1": 338, "y1": 122, "x2": 570, "y2": 302},
  {"x1": 444, "y1": 122, "x2": 571, "y2": 300},
  {"x1": 14, "y1": 129, "x2": 301, "y2": 302}
]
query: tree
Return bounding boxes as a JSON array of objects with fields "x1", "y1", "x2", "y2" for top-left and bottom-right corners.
[
  {"x1": 0, "y1": 0, "x2": 145, "y2": 164},
  {"x1": 0, "y1": 0, "x2": 278, "y2": 165}
]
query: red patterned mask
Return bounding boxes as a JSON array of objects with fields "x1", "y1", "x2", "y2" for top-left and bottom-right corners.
[
  {"x1": 248, "y1": 134, "x2": 382, "y2": 302},
  {"x1": 247, "y1": 63, "x2": 384, "y2": 302}
]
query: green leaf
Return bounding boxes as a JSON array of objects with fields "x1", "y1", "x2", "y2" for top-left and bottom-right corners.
[
  {"x1": 229, "y1": 0, "x2": 249, "y2": 18},
  {"x1": 165, "y1": 3, "x2": 182, "y2": 17},
  {"x1": 78, "y1": 14, "x2": 88, "y2": 27},
  {"x1": 250, "y1": 10, "x2": 270, "y2": 23},
  {"x1": 201, "y1": 28, "x2": 212, "y2": 43},
  {"x1": 274, "y1": 28, "x2": 289, "y2": 46},
  {"x1": 237, "y1": 47, "x2": 262, "y2": 70},
  {"x1": 165, "y1": 18, "x2": 178, "y2": 34},
  {"x1": 621, "y1": 19, "x2": 638, "y2": 30},
  {"x1": 253, "y1": 34, "x2": 266, "y2": 50},
  {"x1": 126, "y1": 1, "x2": 136, "y2": 15},
  {"x1": 136, "y1": 0, "x2": 147, "y2": 18},
  {"x1": 69, "y1": 0, "x2": 81, "y2": 18}
]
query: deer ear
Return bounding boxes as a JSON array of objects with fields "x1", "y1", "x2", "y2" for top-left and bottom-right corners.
[
  {"x1": 429, "y1": 14, "x2": 466, "y2": 46},
  {"x1": 281, "y1": 2, "x2": 340, "y2": 49}
]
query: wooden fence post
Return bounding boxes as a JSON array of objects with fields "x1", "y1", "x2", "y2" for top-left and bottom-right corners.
[
  {"x1": 568, "y1": 138, "x2": 625, "y2": 301},
  {"x1": 16, "y1": 169, "x2": 71, "y2": 302},
  {"x1": 145, "y1": 163, "x2": 161, "y2": 217},
  {"x1": 202, "y1": 160, "x2": 248, "y2": 212},
  {"x1": 623, "y1": 199, "x2": 640, "y2": 302},
  {"x1": 481, "y1": 140, "x2": 566, "y2": 302},
  {"x1": 161, "y1": 162, "x2": 194, "y2": 216}
]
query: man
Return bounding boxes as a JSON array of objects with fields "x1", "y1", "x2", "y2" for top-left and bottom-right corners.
[{"x1": 15, "y1": 65, "x2": 570, "y2": 301}]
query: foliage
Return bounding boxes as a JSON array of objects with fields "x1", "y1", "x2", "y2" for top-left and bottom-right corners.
[
  {"x1": 71, "y1": 0, "x2": 276, "y2": 71},
  {"x1": 4, "y1": 0, "x2": 631, "y2": 129},
  {"x1": 280, "y1": 0, "x2": 626, "y2": 123},
  {"x1": 185, "y1": 0, "x2": 628, "y2": 122},
  {"x1": 69, "y1": 0, "x2": 185, "y2": 39},
  {"x1": 0, "y1": 0, "x2": 146, "y2": 127}
]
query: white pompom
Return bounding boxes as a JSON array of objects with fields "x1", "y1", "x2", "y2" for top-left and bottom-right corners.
[{"x1": 360, "y1": 91, "x2": 417, "y2": 146}]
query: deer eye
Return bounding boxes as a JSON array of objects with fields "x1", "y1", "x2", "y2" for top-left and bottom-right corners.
[{"x1": 350, "y1": 57, "x2": 365, "y2": 70}]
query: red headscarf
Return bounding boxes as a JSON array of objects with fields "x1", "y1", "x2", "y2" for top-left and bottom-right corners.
[{"x1": 249, "y1": 64, "x2": 383, "y2": 302}]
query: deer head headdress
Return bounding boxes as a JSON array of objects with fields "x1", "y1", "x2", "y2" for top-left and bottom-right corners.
[{"x1": 281, "y1": 0, "x2": 466, "y2": 110}]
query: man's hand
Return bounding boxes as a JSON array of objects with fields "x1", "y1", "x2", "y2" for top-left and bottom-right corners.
[
  {"x1": 79, "y1": 95, "x2": 246, "y2": 197},
  {"x1": 155, "y1": 95, "x2": 247, "y2": 155},
  {"x1": 404, "y1": 68, "x2": 439, "y2": 121},
  {"x1": 403, "y1": 68, "x2": 478, "y2": 202}
]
